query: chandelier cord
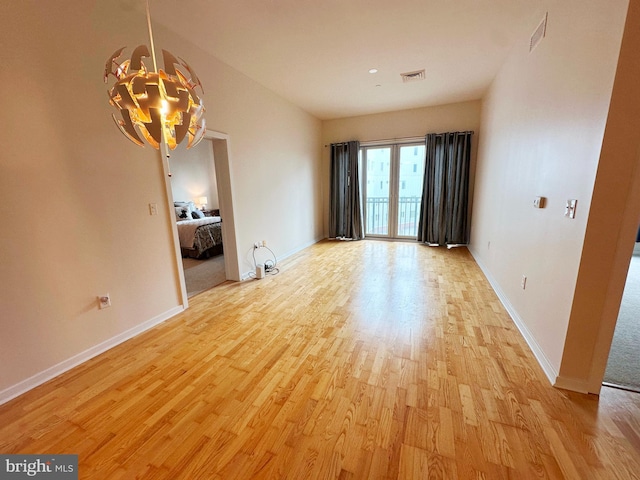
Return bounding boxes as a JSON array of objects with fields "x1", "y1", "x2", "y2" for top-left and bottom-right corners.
[
  {"x1": 145, "y1": 0, "x2": 158, "y2": 74},
  {"x1": 145, "y1": 0, "x2": 172, "y2": 176}
]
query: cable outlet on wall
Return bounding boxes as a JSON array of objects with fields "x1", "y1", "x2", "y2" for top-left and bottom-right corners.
[{"x1": 98, "y1": 294, "x2": 111, "y2": 309}]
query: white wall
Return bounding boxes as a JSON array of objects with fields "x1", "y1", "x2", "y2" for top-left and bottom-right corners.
[
  {"x1": 321, "y1": 101, "x2": 481, "y2": 236},
  {"x1": 158, "y1": 33, "x2": 324, "y2": 273},
  {"x1": 469, "y1": 0, "x2": 629, "y2": 389},
  {"x1": 0, "y1": 0, "x2": 322, "y2": 401},
  {"x1": 560, "y1": 0, "x2": 640, "y2": 392},
  {"x1": 170, "y1": 140, "x2": 219, "y2": 211}
]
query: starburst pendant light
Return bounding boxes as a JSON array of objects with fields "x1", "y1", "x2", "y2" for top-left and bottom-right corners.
[{"x1": 104, "y1": 0, "x2": 205, "y2": 158}]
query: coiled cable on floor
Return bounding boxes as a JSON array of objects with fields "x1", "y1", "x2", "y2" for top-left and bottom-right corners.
[{"x1": 249, "y1": 245, "x2": 279, "y2": 278}]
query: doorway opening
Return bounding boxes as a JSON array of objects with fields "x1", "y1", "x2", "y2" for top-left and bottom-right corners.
[
  {"x1": 169, "y1": 138, "x2": 225, "y2": 297},
  {"x1": 164, "y1": 130, "x2": 241, "y2": 307}
]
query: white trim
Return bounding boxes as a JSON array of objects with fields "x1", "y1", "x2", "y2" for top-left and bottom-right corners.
[
  {"x1": 279, "y1": 236, "x2": 325, "y2": 262},
  {"x1": 160, "y1": 144, "x2": 189, "y2": 310},
  {"x1": 206, "y1": 130, "x2": 241, "y2": 282},
  {"x1": 360, "y1": 137, "x2": 425, "y2": 147},
  {"x1": 0, "y1": 306, "x2": 184, "y2": 406},
  {"x1": 468, "y1": 247, "x2": 559, "y2": 387},
  {"x1": 554, "y1": 375, "x2": 590, "y2": 394},
  {"x1": 241, "y1": 236, "x2": 324, "y2": 280},
  {"x1": 166, "y1": 129, "x2": 241, "y2": 306}
]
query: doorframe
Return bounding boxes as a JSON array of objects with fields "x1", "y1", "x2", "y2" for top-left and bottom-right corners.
[
  {"x1": 361, "y1": 144, "x2": 393, "y2": 238},
  {"x1": 206, "y1": 130, "x2": 241, "y2": 282},
  {"x1": 161, "y1": 129, "x2": 241, "y2": 309}
]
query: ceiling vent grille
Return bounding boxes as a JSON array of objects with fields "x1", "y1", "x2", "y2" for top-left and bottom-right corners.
[
  {"x1": 400, "y1": 69, "x2": 425, "y2": 83},
  {"x1": 530, "y1": 12, "x2": 548, "y2": 53}
]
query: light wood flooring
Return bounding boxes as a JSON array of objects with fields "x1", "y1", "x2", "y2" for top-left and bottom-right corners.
[{"x1": 1, "y1": 240, "x2": 640, "y2": 479}]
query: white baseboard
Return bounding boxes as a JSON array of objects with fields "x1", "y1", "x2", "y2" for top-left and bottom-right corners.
[
  {"x1": 241, "y1": 236, "x2": 324, "y2": 280},
  {"x1": 468, "y1": 248, "x2": 559, "y2": 387},
  {"x1": 281, "y1": 235, "x2": 326, "y2": 260},
  {"x1": 0, "y1": 305, "x2": 184, "y2": 406},
  {"x1": 553, "y1": 375, "x2": 590, "y2": 394}
]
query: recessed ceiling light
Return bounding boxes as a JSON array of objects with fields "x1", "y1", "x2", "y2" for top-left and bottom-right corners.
[{"x1": 368, "y1": 68, "x2": 378, "y2": 74}]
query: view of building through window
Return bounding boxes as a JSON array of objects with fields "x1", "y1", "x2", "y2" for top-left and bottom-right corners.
[{"x1": 362, "y1": 144, "x2": 425, "y2": 237}]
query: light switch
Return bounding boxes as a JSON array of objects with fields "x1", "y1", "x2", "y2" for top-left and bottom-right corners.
[
  {"x1": 149, "y1": 203, "x2": 158, "y2": 216},
  {"x1": 565, "y1": 199, "x2": 577, "y2": 219}
]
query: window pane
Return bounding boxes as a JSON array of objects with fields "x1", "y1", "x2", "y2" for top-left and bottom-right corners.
[
  {"x1": 397, "y1": 145, "x2": 425, "y2": 237},
  {"x1": 365, "y1": 148, "x2": 390, "y2": 235}
]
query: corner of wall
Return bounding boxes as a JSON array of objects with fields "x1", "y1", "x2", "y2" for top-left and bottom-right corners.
[
  {"x1": 0, "y1": 306, "x2": 184, "y2": 406},
  {"x1": 468, "y1": 246, "x2": 558, "y2": 386}
]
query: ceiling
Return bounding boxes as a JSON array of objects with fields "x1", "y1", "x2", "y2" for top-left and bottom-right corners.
[{"x1": 147, "y1": 0, "x2": 543, "y2": 120}]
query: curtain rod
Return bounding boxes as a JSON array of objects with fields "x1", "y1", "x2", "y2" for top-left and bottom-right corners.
[{"x1": 325, "y1": 131, "x2": 474, "y2": 147}]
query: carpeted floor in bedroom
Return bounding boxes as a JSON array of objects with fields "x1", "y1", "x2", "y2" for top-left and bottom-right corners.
[
  {"x1": 604, "y1": 253, "x2": 640, "y2": 392},
  {"x1": 182, "y1": 255, "x2": 227, "y2": 297}
]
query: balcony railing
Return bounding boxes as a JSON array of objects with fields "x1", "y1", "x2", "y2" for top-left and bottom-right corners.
[{"x1": 365, "y1": 196, "x2": 422, "y2": 237}]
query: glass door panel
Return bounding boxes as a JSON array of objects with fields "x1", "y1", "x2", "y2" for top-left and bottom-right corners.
[
  {"x1": 362, "y1": 143, "x2": 425, "y2": 239},
  {"x1": 396, "y1": 145, "x2": 425, "y2": 237},
  {"x1": 364, "y1": 147, "x2": 391, "y2": 236}
]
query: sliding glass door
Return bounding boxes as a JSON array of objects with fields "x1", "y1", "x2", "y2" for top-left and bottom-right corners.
[
  {"x1": 362, "y1": 143, "x2": 425, "y2": 239},
  {"x1": 363, "y1": 147, "x2": 391, "y2": 235}
]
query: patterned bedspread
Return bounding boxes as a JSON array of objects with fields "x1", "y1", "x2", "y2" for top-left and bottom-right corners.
[{"x1": 177, "y1": 218, "x2": 223, "y2": 258}]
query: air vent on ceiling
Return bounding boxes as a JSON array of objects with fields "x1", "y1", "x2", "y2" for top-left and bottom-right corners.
[
  {"x1": 400, "y1": 69, "x2": 425, "y2": 83},
  {"x1": 530, "y1": 12, "x2": 548, "y2": 53}
]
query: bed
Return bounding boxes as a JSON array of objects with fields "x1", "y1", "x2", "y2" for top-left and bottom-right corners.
[{"x1": 174, "y1": 202, "x2": 223, "y2": 258}]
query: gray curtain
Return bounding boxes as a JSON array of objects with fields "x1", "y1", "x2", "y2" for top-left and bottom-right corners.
[
  {"x1": 329, "y1": 141, "x2": 364, "y2": 240},
  {"x1": 417, "y1": 132, "x2": 472, "y2": 245}
]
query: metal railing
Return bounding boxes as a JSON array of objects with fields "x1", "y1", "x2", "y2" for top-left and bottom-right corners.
[{"x1": 365, "y1": 196, "x2": 421, "y2": 237}]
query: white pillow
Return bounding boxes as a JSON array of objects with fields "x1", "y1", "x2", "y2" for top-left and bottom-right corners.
[
  {"x1": 191, "y1": 209, "x2": 205, "y2": 219},
  {"x1": 175, "y1": 205, "x2": 191, "y2": 221}
]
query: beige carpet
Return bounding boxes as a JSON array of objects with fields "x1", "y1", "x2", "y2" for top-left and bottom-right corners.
[
  {"x1": 182, "y1": 255, "x2": 227, "y2": 297},
  {"x1": 603, "y1": 254, "x2": 640, "y2": 392}
]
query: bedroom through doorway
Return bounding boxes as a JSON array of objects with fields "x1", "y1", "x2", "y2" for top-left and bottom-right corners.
[{"x1": 170, "y1": 137, "x2": 227, "y2": 297}]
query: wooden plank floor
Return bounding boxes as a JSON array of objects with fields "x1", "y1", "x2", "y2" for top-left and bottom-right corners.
[{"x1": 2, "y1": 240, "x2": 640, "y2": 479}]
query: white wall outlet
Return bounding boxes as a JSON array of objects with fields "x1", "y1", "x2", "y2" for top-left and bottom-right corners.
[
  {"x1": 149, "y1": 203, "x2": 158, "y2": 216},
  {"x1": 262, "y1": 240, "x2": 267, "y2": 247},
  {"x1": 98, "y1": 294, "x2": 111, "y2": 309},
  {"x1": 521, "y1": 275, "x2": 527, "y2": 290}
]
